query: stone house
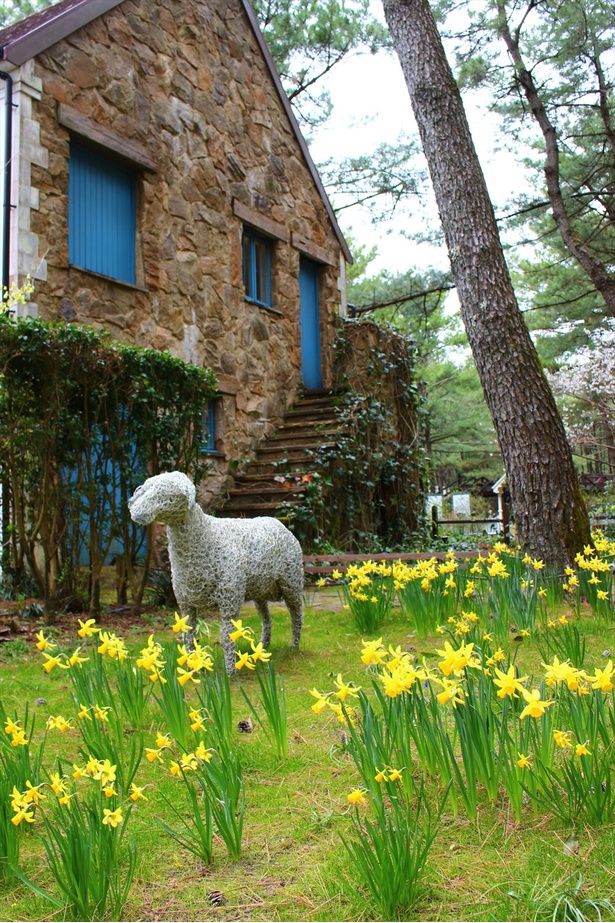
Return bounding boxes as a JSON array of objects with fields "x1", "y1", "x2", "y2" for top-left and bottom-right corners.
[{"x1": 0, "y1": 0, "x2": 352, "y2": 505}]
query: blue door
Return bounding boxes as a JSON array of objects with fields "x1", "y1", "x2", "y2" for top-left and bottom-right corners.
[{"x1": 299, "y1": 258, "x2": 322, "y2": 390}]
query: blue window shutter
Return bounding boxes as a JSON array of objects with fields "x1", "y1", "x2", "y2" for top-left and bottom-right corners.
[{"x1": 69, "y1": 143, "x2": 136, "y2": 284}]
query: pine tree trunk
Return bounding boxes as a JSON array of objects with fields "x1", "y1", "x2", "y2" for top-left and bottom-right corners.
[{"x1": 381, "y1": 0, "x2": 590, "y2": 567}]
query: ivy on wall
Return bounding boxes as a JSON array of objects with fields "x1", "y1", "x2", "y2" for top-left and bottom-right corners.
[
  {"x1": 0, "y1": 316, "x2": 218, "y2": 619},
  {"x1": 287, "y1": 319, "x2": 427, "y2": 551}
]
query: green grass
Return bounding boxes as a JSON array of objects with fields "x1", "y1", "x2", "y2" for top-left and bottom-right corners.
[{"x1": 1, "y1": 595, "x2": 615, "y2": 921}]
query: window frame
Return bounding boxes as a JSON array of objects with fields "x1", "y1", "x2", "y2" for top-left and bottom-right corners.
[
  {"x1": 200, "y1": 400, "x2": 217, "y2": 455},
  {"x1": 242, "y1": 227, "x2": 272, "y2": 308}
]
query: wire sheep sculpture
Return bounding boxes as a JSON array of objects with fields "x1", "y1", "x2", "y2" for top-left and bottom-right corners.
[{"x1": 128, "y1": 471, "x2": 304, "y2": 673}]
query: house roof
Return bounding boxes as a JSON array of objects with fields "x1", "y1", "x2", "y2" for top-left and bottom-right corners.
[{"x1": 0, "y1": 0, "x2": 352, "y2": 263}]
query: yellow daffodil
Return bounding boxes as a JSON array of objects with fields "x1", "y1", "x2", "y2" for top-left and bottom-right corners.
[
  {"x1": 41, "y1": 652, "x2": 69, "y2": 673},
  {"x1": 172, "y1": 611, "x2": 191, "y2": 634},
  {"x1": 250, "y1": 641, "x2": 272, "y2": 662},
  {"x1": 360, "y1": 637, "x2": 386, "y2": 666},
  {"x1": 194, "y1": 741, "x2": 214, "y2": 762},
  {"x1": 23, "y1": 781, "x2": 45, "y2": 805},
  {"x1": 235, "y1": 651, "x2": 256, "y2": 671},
  {"x1": 77, "y1": 617, "x2": 99, "y2": 638},
  {"x1": 68, "y1": 646, "x2": 89, "y2": 667},
  {"x1": 229, "y1": 619, "x2": 254, "y2": 642},
  {"x1": 93, "y1": 704, "x2": 111, "y2": 722},
  {"x1": 177, "y1": 667, "x2": 201, "y2": 686},
  {"x1": 102, "y1": 807, "x2": 123, "y2": 828},
  {"x1": 49, "y1": 773, "x2": 68, "y2": 797},
  {"x1": 519, "y1": 688, "x2": 554, "y2": 720},
  {"x1": 309, "y1": 688, "x2": 330, "y2": 714},
  {"x1": 553, "y1": 729, "x2": 573, "y2": 748},
  {"x1": 347, "y1": 788, "x2": 366, "y2": 805},
  {"x1": 436, "y1": 640, "x2": 480, "y2": 677},
  {"x1": 11, "y1": 806, "x2": 35, "y2": 826},
  {"x1": 10, "y1": 728, "x2": 28, "y2": 747},
  {"x1": 4, "y1": 717, "x2": 20, "y2": 736},
  {"x1": 575, "y1": 741, "x2": 591, "y2": 757},
  {"x1": 334, "y1": 673, "x2": 361, "y2": 702},
  {"x1": 493, "y1": 664, "x2": 528, "y2": 699},
  {"x1": 93, "y1": 759, "x2": 116, "y2": 787},
  {"x1": 35, "y1": 630, "x2": 54, "y2": 651},
  {"x1": 516, "y1": 753, "x2": 532, "y2": 770},
  {"x1": 591, "y1": 660, "x2": 614, "y2": 692},
  {"x1": 46, "y1": 714, "x2": 74, "y2": 733},
  {"x1": 435, "y1": 678, "x2": 464, "y2": 708},
  {"x1": 129, "y1": 783, "x2": 149, "y2": 802}
]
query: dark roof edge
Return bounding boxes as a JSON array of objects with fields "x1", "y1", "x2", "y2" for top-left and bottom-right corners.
[
  {"x1": 239, "y1": 0, "x2": 353, "y2": 264},
  {"x1": 1, "y1": 0, "x2": 124, "y2": 65}
]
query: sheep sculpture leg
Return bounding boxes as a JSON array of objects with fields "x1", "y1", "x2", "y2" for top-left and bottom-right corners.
[
  {"x1": 127, "y1": 471, "x2": 305, "y2": 676},
  {"x1": 254, "y1": 599, "x2": 272, "y2": 647},
  {"x1": 280, "y1": 585, "x2": 303, "y2": 650}
]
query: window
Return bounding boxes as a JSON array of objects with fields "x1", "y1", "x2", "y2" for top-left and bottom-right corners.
[
  {"x1": 68, "y1": 141, "x2": 137, "y2": 284},
  {"x1": 242, "y1": 228, "x2": 271, "y2": 307},
  {"x1": 200, "y1": 400, "x2": 217, "y2": 454}
]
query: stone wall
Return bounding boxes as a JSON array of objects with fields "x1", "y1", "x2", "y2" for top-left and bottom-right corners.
[{"x1": 11, "y1": 0, "x2": 346, "y2": 504}]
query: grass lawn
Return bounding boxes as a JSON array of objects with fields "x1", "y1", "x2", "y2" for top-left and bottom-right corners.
[{"x1": 1, "y1": 579, "x2": 615, "y2": 922}]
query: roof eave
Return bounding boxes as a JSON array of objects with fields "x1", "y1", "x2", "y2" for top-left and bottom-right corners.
[{"x1": 1, "y1": 0, "x2": 124, "y2": 65}]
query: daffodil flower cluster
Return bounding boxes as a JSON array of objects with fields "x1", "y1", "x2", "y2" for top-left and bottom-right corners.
[
  {"x1": 9, "y1": 753, "x2": 146, "y2": 829},
  {"x1": 309, "y1": 671, "x2": 362, "y2": 725},
  {"x1": 228, "y1": 619, "x2": 272, "y2": 671},
  {"x1": 4, "y1": 716, "x2": 28, "y2": 748}
]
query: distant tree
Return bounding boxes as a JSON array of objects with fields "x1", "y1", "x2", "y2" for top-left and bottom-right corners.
[
  {"x1": 381, "y1": 0, "x2": 590, "y2": 566},
  {"x1": 0, "y1": 0, "x2": 50, "y2": 28},
  {"x1": 445, "y1": 0, "x2": 615, "y2": 326},
  {"x1": 348, "y1": 262, "x2": 501, "y2": 489},
  {"x1": 252, "y1": 0, "x2": 389, "y2": 128},
  {"x1": 348, "y1": 264, "x2": 453, "y2": 358},
  {"x1": 547, "y1": 333, "x2": 615, "y2": 474}
]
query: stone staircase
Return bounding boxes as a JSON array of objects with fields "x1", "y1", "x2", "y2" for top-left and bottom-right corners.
[{"x1": 217, "y1": 390, "x2": 343, "y2": 520}]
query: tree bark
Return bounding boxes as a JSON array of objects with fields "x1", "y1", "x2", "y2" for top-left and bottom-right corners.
[{"x1": 381, "y1": 0, "x2": 590, "y2": 566}]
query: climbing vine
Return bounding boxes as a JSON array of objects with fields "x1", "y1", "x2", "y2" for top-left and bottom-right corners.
[
  {"x1": 286, "y1": 319, "x2": 427, "y2": 550},
  {"x1": 0, "y1": 316, "x2": 218, "y2": 619}
]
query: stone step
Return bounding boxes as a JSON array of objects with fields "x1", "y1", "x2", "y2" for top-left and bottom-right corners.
[
  {"x1": 217, "y1": 389, "x2": 345, "y2": 520},
  {"x1": 275, "y1": 416, "x2": 338, "y2": 433},
  {"x1": 256, "y1": 441, "x2": 333, "y2": 456},
  {"x1": 269, "y1": 429, "x2": 338, "y2": 445},
  {"x1": 216, "y1": 498, "x2": 303, "y2": 516},
  {"x1": 228, "y1": 484, "x2": 306, "y2": 498},
  {"x1": 236, "y1": 461, "x2": 316, "y2": 477}
]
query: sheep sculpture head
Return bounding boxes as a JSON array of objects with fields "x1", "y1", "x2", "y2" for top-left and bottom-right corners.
[
  {"x1": 128, "y1": 471, "x2": 196, "y2": 526},
  {"x1": 128, "y1": 471, "x2": 304, "y2": 674}
]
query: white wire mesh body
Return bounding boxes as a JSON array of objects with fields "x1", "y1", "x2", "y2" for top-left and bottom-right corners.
[{"x1": 128, "y1": 471, "x2": 304, "y2": 672}]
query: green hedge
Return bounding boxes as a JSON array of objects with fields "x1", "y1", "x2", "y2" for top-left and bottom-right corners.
[{"x1": 0, "y1": 316, "x2": 218, "y2": 618}]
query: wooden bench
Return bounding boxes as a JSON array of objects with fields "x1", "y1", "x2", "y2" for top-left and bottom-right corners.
[{"x1": 302, "y1": 551, "x2": 480, "y2": 579}]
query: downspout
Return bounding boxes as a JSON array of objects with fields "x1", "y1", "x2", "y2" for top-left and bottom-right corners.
[
  {"x1": 0, "y1": 70, "x2": 10, "y2": 577},
  {"x1": 0, "y1": 70, "x2": 12, "y2": 302}
]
